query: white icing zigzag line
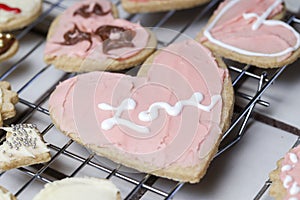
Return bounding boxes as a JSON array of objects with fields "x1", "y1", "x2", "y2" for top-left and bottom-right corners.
[
  {"x1": 281, "y1": 152, "x2": 300, "y2": 198},
  {"x1": 203, "y1": 0, "x2": 300, "y2": 58},
  {"x1": 98, "y1": 93, "x2": 221, "y2": 133}
]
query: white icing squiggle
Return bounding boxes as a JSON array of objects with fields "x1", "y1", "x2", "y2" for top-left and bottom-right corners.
[
  {"x1": 243, "y1": 0, "x2": 282, "y2": 30},
  {"x1": 281, "y1": 150, "x2": 300, "y2": 199},
  {"x1": 138, "y1": 93, "x2": 220, "y2": 122},
  {"x1": 290, "y1": 153, "x2": 298, "y2": 164},
  {"x1": 290, "y1": 182, "x2": 300, "y2": 195},
  {"x1": 98, "y1": 93, "x2": 221, "y2": 133},
  {"x1": 203, "y1": 0, "x2": 300, "y2": 58},
  {"x1": 282, "y1": 165, "x2": 292, "y2": 172},
  {"x1": 284, "y1": 175, "x2": 293, "y2": 188},
  {"x1": 98, "y1": 98, "x2": 149, "y2": 133}
]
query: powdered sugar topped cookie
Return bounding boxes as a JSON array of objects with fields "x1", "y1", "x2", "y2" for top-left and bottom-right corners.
[{"x1": 0, "y1": 81, "x2": 18, "y2": 126}]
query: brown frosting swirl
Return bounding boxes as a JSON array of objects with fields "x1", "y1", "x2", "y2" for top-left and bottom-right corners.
[
  {"x1": 0, "y1": 33, "x2": 16, "y2": 55},
  {"x1": 59, "y1": 24, "x2": 93, "y2": 51},
  {"x1": 73, "y1": 3, "x2": 111, "y2": 18},
  {"x1": 94, "y1": 25, "x2": 136, "y2": 54}
]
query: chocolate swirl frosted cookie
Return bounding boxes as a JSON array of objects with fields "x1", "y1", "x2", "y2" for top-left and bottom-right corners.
[
  {"x1": 0, "y1": 33, "x2": 18, "y2": 62},
  {"x1": 121, "y1": 0, "x2": 211, "y2": 13},
  {"x1": 0, "y1": 0, "x2": 43, "y2": 32},
  {"x1": 44, "y1": 0, "x2": 157, "y2": 72},
  {"x1": 197, "y1": 0, "x2": 300, "y2": 68}
]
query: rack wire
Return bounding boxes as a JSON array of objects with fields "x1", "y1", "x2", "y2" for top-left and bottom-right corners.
[{"x1": 0, "y1": 0, "x2": 299, "y2": 199}]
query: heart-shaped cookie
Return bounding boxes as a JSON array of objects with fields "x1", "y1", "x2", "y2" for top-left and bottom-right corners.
[
  {"x1": 198, "y1": 0, "x2": 300, "y2": 68},
  {"x1": 49, "y1": 40, "x2": 234, "y2": 183},
  {"x1": 122, "y1": 0, "x2": 211, "y2": 13},
  {"x1": 0, "y1": 0, "x2": 42, "y2": 32},
  {"x1": 44, "y1": 0, "x2": 157, "y2": 72}
]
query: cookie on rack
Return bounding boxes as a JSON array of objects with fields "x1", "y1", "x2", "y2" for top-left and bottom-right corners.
[
  {"x1": 0, "y1": 124, "x2": 51, "y2": 172},
  {"x1": 0, "y1": 33, "x2": 18, "y2": 62},
  {"x1": 33, "y1": 177, "x2": 121, "y2": 200},
  {"x1": 0, "y1": 81, "x2": 18, "y2": 126},
  {"x1": 121, "y1": 0, "x2": 211, "y2": 13},
  {"x1": 197, "y1": 0, "x2": 300, "y2": 68},
  {"x1": 49, "y1": 39, "x2": 234, "y2": 183},
  {"x1": 0, "y1": 186, "x2": 16, "y2": 200},
  {"x1": 44, "y1": 0, "x2": 157, "y2": 72},
  {"x1": 269, "y1": 145, "x2": 300, "y2": 200},
  {"x1": 0, "y1": 0, "x2": 43, "y2": 32}
]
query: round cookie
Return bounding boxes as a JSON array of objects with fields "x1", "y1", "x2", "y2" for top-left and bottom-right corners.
[
  {"x1": 270, "y1": 145, "x2": 300, "y2": 200},
  {"x1": 33, "y1": 177, "x2": 121, "y2": 200},
  {"x1": 44, "y1": 0, "x2": 157, "y2": 72},
  {"x1": 197, "y1": 0, "x2": 300, "y2": 69},
  {"x1": 0, "y1": 33, "x2": 18, "y2": 62},
  {"x1": 0, "y1": 0, "x2": 43, "y2": 32},
  {"x1": 0, "y1": 186, "x2": 16, "y2": 200},
  {"x1": 121, "y1": 0, "x2": 211, "y2": 13},
  {"x1": 49, "y1": 40, "x2": 234, "y2": 183}
]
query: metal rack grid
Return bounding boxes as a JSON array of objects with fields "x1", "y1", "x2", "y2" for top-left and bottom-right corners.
[{"x1": 0, "y1": 0, "x2": 299, "y2": 199}]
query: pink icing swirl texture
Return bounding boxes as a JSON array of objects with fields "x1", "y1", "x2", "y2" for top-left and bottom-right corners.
[{"x1": 201, "y1": 0, "x2": 300, "y2": 60}]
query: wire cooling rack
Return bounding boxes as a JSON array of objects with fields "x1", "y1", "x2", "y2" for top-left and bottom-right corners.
[{"x1": 0, "y1": 0, "x2": 300, "y2": 199}]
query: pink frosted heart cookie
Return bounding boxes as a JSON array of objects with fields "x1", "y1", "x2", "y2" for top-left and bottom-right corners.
[
  {"x1": 44, "y1": 0, "x2": 157, "y2": 72},
  {"x1": 270, "y1": 145, "x2": 300, "y2": 200},
  {"x1": 0, "y1": 0, "x2": 43, "y2": 32},
  {"x1": 121, "y1": 0, "x2": 211, "y2": 13},
  {"x1": 49, "y1": 40, "x2": 233, "y2": 183},
  {"x1": 198, "y1": 0, "x2": 300, "y2": 68}
]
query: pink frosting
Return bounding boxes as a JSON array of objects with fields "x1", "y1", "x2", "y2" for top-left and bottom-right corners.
[
  {"x1": 49, "y1": 40, "x2": 227, "y2": 169},
  {"x1": 44, "y1": 0, "x2": 149, "y2": 62},
  {"x1": 201, "y1": 0, "x2": 300, "y2": 60},
  {"x1": 280, "y1": 145, "x2": 300, "y2": 200}
]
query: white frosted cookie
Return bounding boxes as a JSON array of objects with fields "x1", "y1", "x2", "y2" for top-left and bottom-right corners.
[
  {"x1": 122, "y1": 0, "x2": 211, "y2": 13},
  {"x1": 0, "y1": 186, "x2": 16, "y2": 200},
  {"x1": 197, "y1": 0, "x2": 300, "y2": 68},
  {"x1": 0, "y1": 0, "x2": 43, "y2": 32},
  {"x1": 270, "y1": 145, "x2": 300, "y2": 200},
  {"x1": 44, "y1": 0, "x2": 157, "y2": 72},
  {"x1": 49, "y1": 40, "x2": 234, "y2": 183},
  {"x1": 0, "y1": 124, "x2": 51, "y2": 172},
  {"x1": 33, "y1": 177, "x2": 121, "y2": 200}
]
